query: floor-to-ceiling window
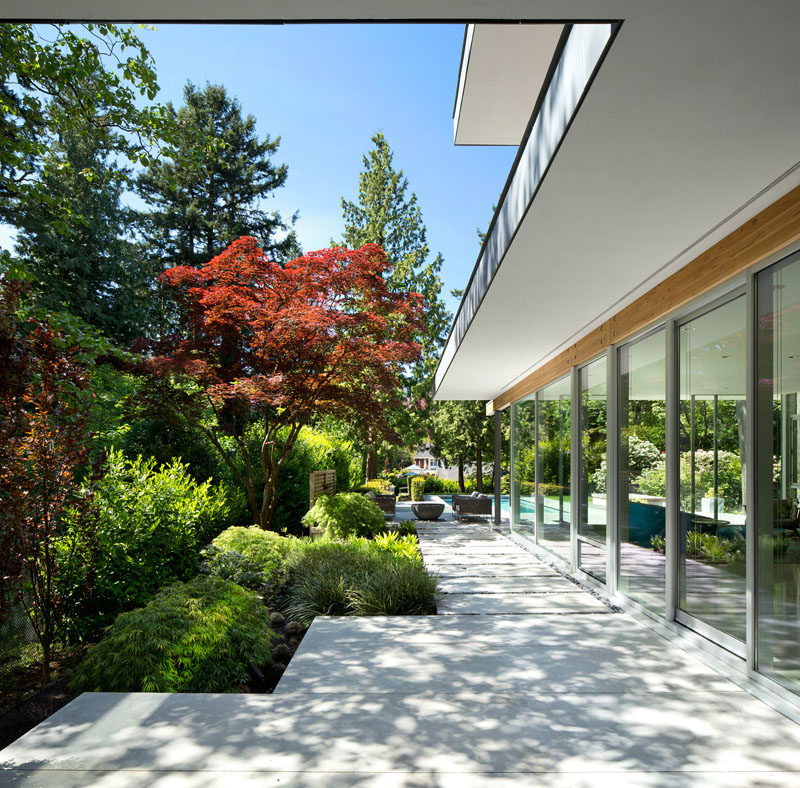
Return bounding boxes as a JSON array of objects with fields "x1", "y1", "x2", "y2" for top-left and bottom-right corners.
[
  {"x1": 578, "y1": 356, "x2": 607, "y2": 581},
  {"x1": 677, "y1": 295, "x2": 747, "y2": 645},
  {"x1": 511, "y1": 396, "x2": 536, "y2": 537},
  {"x1": 537, "y1": 374, "x2": 572, "y2": 560},
  {"x1": 757, "y1": 252, "x2": 800, "y2": 692},
  {"x1": 618, "y1": 328, "x2": 667, "y2": 613}
]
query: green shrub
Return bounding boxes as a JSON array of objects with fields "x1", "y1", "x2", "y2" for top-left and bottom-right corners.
[
  {"x1": 353, "y1": 479, "x2": 394, "y2": 494},
  {"x1": 301, "y1": 492, "x2": 385, "y2": 538},
  {"x1": 410, "y1": 477, "x2": 425, "y2": 501},
  {"x1": 59, "y1": 450, "x2": 237, "y2": 639},
  {"x1": 216, "y1": 425, "x2": 357, "y2": 536},
  {"x1": 281, "y1": 539, "x2": 438, "y2": 625},
  {"x1": 371, "y1": 532, "x2": 421, "y2": 561},
  {"x1": 416, "y1": 475, "x2": 460, "y2": 494},
  {"x1": 71, "y1": 577, "x2": 274, "y2": 693},
  {"x1": 201, "y1": 526, "x2": 292, "y2": 592}
]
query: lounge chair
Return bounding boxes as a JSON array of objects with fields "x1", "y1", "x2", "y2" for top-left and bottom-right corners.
[{"x1": 452, "y1": 493, "x2": 492, "y2": 522}]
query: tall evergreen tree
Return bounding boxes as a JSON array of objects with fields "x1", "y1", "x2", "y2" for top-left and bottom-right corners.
[
  {"x1": 136, "y1": 82, "x2": 297, "y2": 269},
  {"x1": 13, "y1": 115, "x2": 153, "y2": 344},
  {"x1": 340, "y1": 132, "x2": 451, "y2": 477}
]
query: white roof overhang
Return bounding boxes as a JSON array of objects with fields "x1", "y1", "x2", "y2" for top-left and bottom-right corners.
[
  {"x1": 434, "y1": 1, "x2": 800, "y2": 401},
  {"x1": 453, "y1": 23, "x2": 565, "y2": 146}
]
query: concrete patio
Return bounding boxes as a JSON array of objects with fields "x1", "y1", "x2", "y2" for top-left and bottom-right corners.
[{"x1": 2, "y1": 520, "x2": 800, "y2": 786}]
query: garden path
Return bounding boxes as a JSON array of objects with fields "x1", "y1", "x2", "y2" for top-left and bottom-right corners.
[{"x1": 3, "y1": 521, "x2": 800, "y2": 785}]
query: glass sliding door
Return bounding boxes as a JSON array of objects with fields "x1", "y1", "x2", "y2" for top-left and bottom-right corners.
[
  {"x1": 677, "y1": 295, "x2": 747, "y2": 645},
  {"x1": 578, "y1": 356, "x2": 607, "y2": 581},
  {"x1": 618, "y1": 329, "x2": 667, "y2": 613},
  {"x1": 537, "y1": 374, "x2": 572, "y2": 560},
  {"x1": 757, "y1": 253, "x2": 800, "y2": 692},
  {"x1": 511, "y1": 396, "x2": 536, "y2": 538}
]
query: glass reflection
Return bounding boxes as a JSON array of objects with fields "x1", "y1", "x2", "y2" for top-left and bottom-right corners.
[
  {"x1": 511, "y1": 397, "x2": 536, "y2": 538},
  {"x1": 537, "y1": 374, "x2": 571, "y2": 560},
  {"x1": 578, "y1": 357, "x2": 607, "y2": 581},
  {"x1": 757, "y1": 255, "x2": 800, "y2": 692},
  {"x1": 678, "y1": 296, "x2": 747, "y2": 642},
  {"x1": 618, "y1": 330, "x2": 666, "y2": 613}
]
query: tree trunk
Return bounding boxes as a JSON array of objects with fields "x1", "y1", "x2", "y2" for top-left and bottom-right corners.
[
  {"x1": 476, "y1": 444, "x2": 484, "y2": 493},
  {"x1": 458, "y1": 458, "x2": 465, "y2": 493},
  {"x1": 365, "y1": 447, "x2": 378, "y2": 481}
]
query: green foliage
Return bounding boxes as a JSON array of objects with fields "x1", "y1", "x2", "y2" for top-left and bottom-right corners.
[
  {"x1": 201, "y1": 526, "x2": 292, "y2": 592},
  {"x1": 0, "y1": 24, "x2": 185, "y2": 225},
  {"x1": 137, "y1": 81, "x2": 297, "y2": 271},
  {"x1": 281, "y1": 538, "x2": 438, "y2": 624},
  {"x1": 410, "y1": 477, "x2": 425, "y2": 501},
  {"x1": 370, "y1": 532, "x2": 421, "y2": 562},
  {"x1": 302, "y1": 493, "x2": 385, "y2": 539},
  {"x1": 213, "y1": 423, "x2": 357, "y2": 535},
  {"x1": 354, "y1": 479, "x2": 394, "y2": 494},
  {"x1": 593, "y1": 436, "x2": 662, "y2": 494},
  {"x1": 635, "y1": 449, "x2": 743, "y2": 512},
  {"x1": 341, "y1": 131, "x2": 450, "y2": 393},
  {"x1": 13, "y1": 111, "x2": 156, "y2": 344},
  {"x1": 414, "y1": 475, "x2": 460, "y2": 494},
  {"x1": 61, "y1": 450, "x2": 237, "y2": 638},
  {"x1": 650, "y1": 532, "x2": 745, "y2": 563},
  {"x1": 71, "y1": 577, "x2": 274, "y2": 693}
]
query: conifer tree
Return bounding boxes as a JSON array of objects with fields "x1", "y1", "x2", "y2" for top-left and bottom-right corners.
[
  {"x1": 137, "y1": 82, "x2": 297, "y2": 269},
  {"x1": 340, "y1": 132, "x2": 451, "y2": 477},
  {"x1": 14, "y1": 115, "x2": 154, "y2": 344}
]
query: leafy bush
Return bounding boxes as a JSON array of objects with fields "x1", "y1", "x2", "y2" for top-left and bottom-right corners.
[
  {"x1": 417, "y1": 475, "x2": 460, "y2": 494},
  {"x1": 71, "y1": 577, "x2": 274, "y2": 693},
  {"x1": 216, "y1": 424, "x2": 357, "y2": 535},
  {"x1": 635, "y1": 449, "x2": 743, "y2": 512},
  {"x1": 281, "y1": 539, "x2": 438, "y2": 624},
  {"x1": 353, "y1": 479, "x2": 394, "y2": 494},
  {"x1": 201, "y1": 526, "x2": 292, "y2": 592},
  {"x1": 410, "y1": 477, "x2": 425, "y2": 501},
  {"x1": 301, "y1": 492, "x2": 385, "y2": 539},
  {"x1": 593, "y1": 436, "x2": 662, "y2": 493},
  {"x1": 59, "y1": 450, "x2": 237, "y2": 639},
  {"x1": 650, "y1": 531, "x2": 745, "y2": 563},
  {"x1": 371, "y1": 532, "x2": 421, "y2": 561}
]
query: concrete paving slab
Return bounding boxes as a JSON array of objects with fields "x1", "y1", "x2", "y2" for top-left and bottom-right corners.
[
  {"x1": 3, "y1": 769, "x2": 800, "y2": 788},
  {"x1": 273, "y1": 617, "x2": 739, "y2": 696},
  {"x1": 4, "y1": 691, "x2": 800, "y2": 778},
  {"x1": 437, "y1": 575, "x2": 580, "y2": 593},
  {"x1": 432, "y1": 565, "x2": 564, "y2": 577},
  {"x1": 438, "y1": 592, "x2": 612, "y2": 614}
]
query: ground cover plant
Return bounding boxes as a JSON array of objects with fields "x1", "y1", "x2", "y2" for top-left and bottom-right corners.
[
  {"x1": 281, "y1": 537, "x2": 438, "y2": 624},
  {"x1": 302, "y1": 492, "x2": 385, "y2": 538},
  {"x1": 71, "y1": 576, "x2": 275, "y2": 693}
]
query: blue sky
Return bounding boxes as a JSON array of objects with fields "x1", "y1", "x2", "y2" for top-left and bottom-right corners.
[{"x1": 6, "y1": 23, "x2": 516, "y2": 317}]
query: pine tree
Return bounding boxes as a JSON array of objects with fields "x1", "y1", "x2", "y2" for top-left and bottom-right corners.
[
  {"x1": 340, "y1": 132, "x2": 451, "y2": 477},
  {"x1": 14, "y1": 115, "x2": 154, "y2": 344},
  {"x1": 136, "y1": 82, "x2": 297, "y2": 269}
]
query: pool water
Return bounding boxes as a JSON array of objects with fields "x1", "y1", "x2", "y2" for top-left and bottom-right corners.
[{"x1": 435, "y1": 494, "x2": 563, "y2": 518}]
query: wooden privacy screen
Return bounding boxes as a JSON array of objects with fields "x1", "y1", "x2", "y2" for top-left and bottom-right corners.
[
  {"x1": 494, "y1": 183, "x2": 800, "y2": 410},
  {"x1": 309, "y1": 470, "x2": 336, "y2": 507}
]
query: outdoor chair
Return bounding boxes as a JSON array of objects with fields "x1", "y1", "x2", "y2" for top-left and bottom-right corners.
[{"x1": 452, "y1": 493, "x2": 492, "y2": 522}]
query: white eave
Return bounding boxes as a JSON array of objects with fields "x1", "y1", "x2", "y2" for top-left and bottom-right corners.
[
  {"x1": 435, "y1": 2, "x2": 800, "y2": 402},
  {"x1": 453, "y1": 23, "x2": 565, "y2": 146}
]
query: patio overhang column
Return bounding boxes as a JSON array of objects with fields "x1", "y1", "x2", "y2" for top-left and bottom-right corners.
[{"x1": 493, "y1": 407, "x2": 502, "y2": 526}]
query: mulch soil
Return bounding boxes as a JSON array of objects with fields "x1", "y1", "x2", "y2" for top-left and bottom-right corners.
[{"x1": 0, "y1": 606, "x2": 307, "y2": 751}]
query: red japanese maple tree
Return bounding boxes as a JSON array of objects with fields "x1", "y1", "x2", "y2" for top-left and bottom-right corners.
[{"x1": 140, "y1": 237, "x2": 423, "y2": 530}]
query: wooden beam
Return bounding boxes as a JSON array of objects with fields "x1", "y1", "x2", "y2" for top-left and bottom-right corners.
[{"x1": 494, "y1": 184, "x2": 800, "y2": 410}]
